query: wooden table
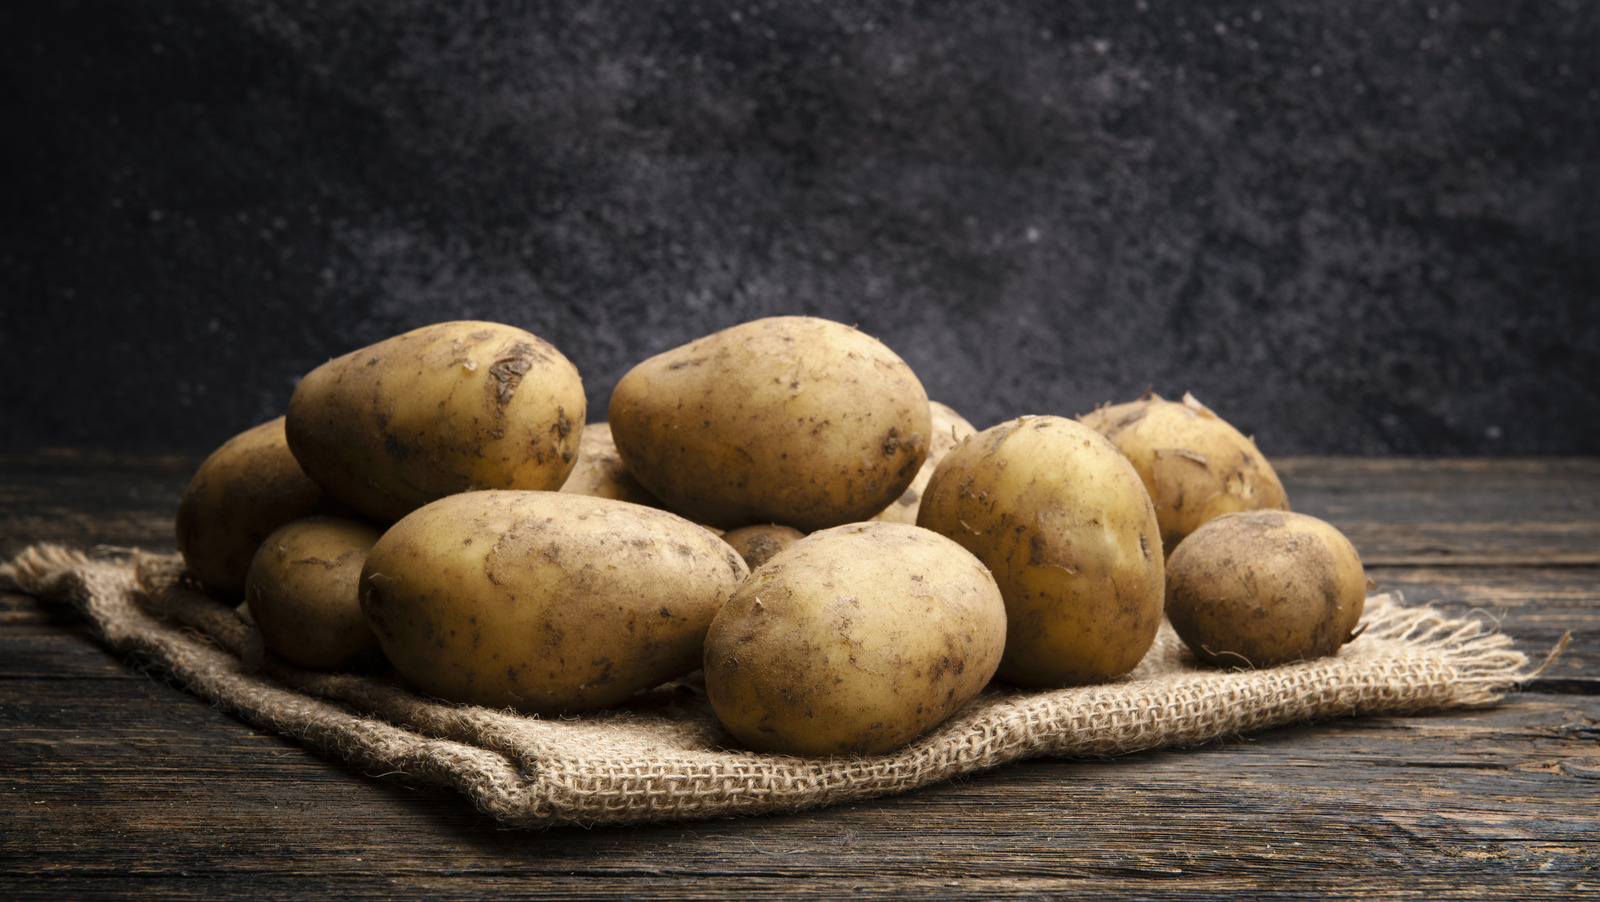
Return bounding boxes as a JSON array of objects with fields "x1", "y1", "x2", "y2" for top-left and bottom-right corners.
[{"x1": 3, "y1": 452, "x2": 1597, "y2": 899}]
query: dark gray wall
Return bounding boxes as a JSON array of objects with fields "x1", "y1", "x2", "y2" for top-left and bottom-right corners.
[{"x1": 4, "y1": 0, "x2": 1596, "y2": 455}]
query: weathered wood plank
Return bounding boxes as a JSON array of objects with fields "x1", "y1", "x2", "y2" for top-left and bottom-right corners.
[
  {"x1": 0, "y1": 451, "x2": 194, "y2": 559},
  {"x1": 1364, "y1": 566, "x2": 1599, "y2": 692},
  {"x1": 2, "y1": 670, "x2": 1596, "y2": 898},
  {"x1": 2, "y1": 454, "x2": 1596, "y2": 898},
  {"x1": 1278, "y1": 457, "x2": 1600, "y2": 565}
]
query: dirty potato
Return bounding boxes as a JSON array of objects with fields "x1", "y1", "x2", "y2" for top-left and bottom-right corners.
[
  {"x1": 704, "y1": 521, "x2": 1006, "y2": 756},
  {"x1": 286, "y1": 321, "x2": 585, "y2": 523},
  {"x1": 720, "y1": 523, "x2": 807, "y2": 570},
  {"x1": 244, "y1": 516, "x2": 384, "y2": 670},
  {"x1": 359, "y1": 491, "x2": 748, "y2": 714},
  {"x1": 918, "y1": 416, "x2": 1164, "y2": 687},
  {"x1": 1079, "y1": 392, "x2": 1289, "y2": 556},
  {"x1": 176, "y1": 416, "x2": 347, "y2": 595},
  {"x1": 608, "y1": 316, "x2": 931, "y2": 531},
  {"x1": 1165, "y1": 510, "x2": 1367, "y2": 668},
  {"x1": 558, "y1": 421, "x2": 663, "y2": 508},
  {"x1": 873, "y1": 400, "x2": 978, "y2": 525}
]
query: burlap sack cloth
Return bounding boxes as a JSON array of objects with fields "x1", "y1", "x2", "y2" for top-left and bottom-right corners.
[{"x1": 3, "y1": 543, "x2": 1541, "y2": 829}]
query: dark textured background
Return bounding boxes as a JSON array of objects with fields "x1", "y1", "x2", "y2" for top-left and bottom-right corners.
[{"x1": 3, "y1": 0, "x2": 1596, "y2": 455}]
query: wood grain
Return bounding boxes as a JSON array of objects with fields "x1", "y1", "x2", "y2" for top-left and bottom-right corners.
[{"x1": 1, "y1": 453, "x2": 1597, "y2": 899}]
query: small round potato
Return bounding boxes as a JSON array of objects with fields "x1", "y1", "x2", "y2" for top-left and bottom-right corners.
[
  {"x1": 873, "y1": 400, "x2": 979, "y2": 525},
  {"x1": 721, "y1": 523, "x2": 807, "y2": 570},
  {"x1": 558, "y1": 421, "x2": 663, "y2": 508},
  {"x1": 244, "y1": 516, "x2": 384, "y2": 670},
  {"x1": 918, "y1": 416, "x2": 1164, "y2": 687},
  {"x1": 287, "y1": 321, "x2": 585, "y2": 523},
  {"x1": 704, "y1": 521, "x2": 1006, "y2": 757},
  {"x1": 176, "y1": 416, "x2": 345, "y2": 596},
  {"x1": 608, "y1": 316, "x2": 932, "y2": 531},
  {"x1": 1079, "y1": 392, "x2": 1289, "y2": 556},
  {"x1": 1165, "y1": 510, "x2": 1367, "y2": 668},
  {"x1": 360, "y1": 490, "x2": 749, "y2": 714}
]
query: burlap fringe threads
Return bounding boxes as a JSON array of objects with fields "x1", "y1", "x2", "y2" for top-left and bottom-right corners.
[{"x1": 2, "y1": 543, "x2": 1542, "y2": 829}]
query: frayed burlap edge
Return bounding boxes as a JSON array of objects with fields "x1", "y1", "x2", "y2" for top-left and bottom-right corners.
[{"x1": 2, "y1": 543, "x2": 1546, "y2": 829}]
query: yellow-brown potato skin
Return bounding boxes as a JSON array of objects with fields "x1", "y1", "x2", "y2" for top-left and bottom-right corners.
[
  {"x1": 704, "y1": 521, "x2": 1006, "y2": 757},
  {"x1": 721, "y1": 523, "x2": 807, "y2": 570},
  {"x1": 1165, "y1": 510, "x2": 1367, "y2": 668},
  {"x1": 917, "y1": 416, "x2": 1164, "y2": 687},
  {"x1": 244, "y1": 516, "x2": 384, "y2": 670},
  {"x1": 558, "y1": 422, "x2": 663, "y2": 508},
  {"x1": 176, "y1": 416, "x2": 345, "y2": 595},
  {"x1": 359, "y1": 490, "x2": 749, "y2": 714},
  {"x1": 1079, "y1": 392, "x2": 1289, "y2": 557},
  {"x1": 874, "y1": 400, "x2": 978, "y2": 525},
  {"x1": 286, "y1": 321, "x2": 585, "y2": 523},
  {"x1": 608, "y1": 316, "x2": 931, "y2": 532}
]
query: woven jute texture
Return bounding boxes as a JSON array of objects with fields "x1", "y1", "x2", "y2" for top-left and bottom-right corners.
[{"x1": 3, "y1": 543, "x2": 1537, "y2": 829}]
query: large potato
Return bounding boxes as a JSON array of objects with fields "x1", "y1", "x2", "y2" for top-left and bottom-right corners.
[
  {"x1": 873, "y1": 400, "x2": 979, "y2": 525},
  {"x1": 359, "y1": 490, "x2": 748, "y2": 714},
  {"x1": 244, "y1": 516, "x2": 383, "y2": 670},
  {"x1": 704, "y1": 521, "x2": 1006, "y2": 756},
  {"x1": 176, "y1": 416, "x2": 346, "y2": 595},
  {"x1": 608, "y1": 316, "x2": 931, "y2": 531},
  {"x1": 917, "y1": 416, "x2": 1164, "y2": 687},
  {"x1": 1079, "y1": 392, "x2": 1289, "y2": 556},
  {"x1": 286, "y1": 321, "x2": 585, "y2": 523},
  {"x1": 1165, "y1": 510, "x2": 1367, "y2": 668}
]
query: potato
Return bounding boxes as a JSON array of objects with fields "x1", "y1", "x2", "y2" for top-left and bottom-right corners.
[
  {"x1": 873, "y1": 400, "x2": 978, "y2": 525},
  {"x1": 608, "y1": 316, "x2": 931, "y2": 531},
  {"x1": 176, "y1": 416, "x2": 346, "y2": 595},
  {"x1": 244, "y1": 516, "x2": 384, "y2": 670},
  {"x1": 286, "y1": 321, "x2": 585, "y2": 523},
  {"x1": 558, "y1": 421, "x2": 663, "y2": 508},
  {"x1": 704, "y1": 521, "x2": 1006, "y2": 756},
  {"x1": 917, "y1": 416, "x2": 1164, "y2": 687},
  {"x1": 359, "y1": 490, "x2": 748, "y2": 714},
  {"x1": 721, "y1": 523, "x2": 807, "y2": 569},
  {"x1": 1078, "y1": 391, "x2": 1289, "y2": 557},
  {"x1": 1165, "y1": 510, "x2": 1367, "y2": 668}
]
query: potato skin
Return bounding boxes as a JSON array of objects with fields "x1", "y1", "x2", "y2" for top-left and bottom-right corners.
[
  {"x1": 917, "y1": 416, "x2": 1164, "y2": 687},
  {"x1": 704, "y1": 521, "x2": 1006, "y2": 757},
  {"x1": 608, "y1": 316, "x2": 931, "y2": 532},
  {"x1": 558, "y1": 421, "x2": 663, "y2": 508},
  {"x1": 244, "y1": 516, "x2": 384, "y2": 670},
  {"x1": 1165, "y1": 510, "x2": 1366, "y2": 668},
  {"x1": 873, "y1": 400, "x2": 979, "y2": 525},
  {"x1": 176, "y1": 416, "x2": 346, "y2": 595},
  {"x1": 720, "y1": 523, "x2": 807, "y2": 570},
  {"x1": 286, "y1": 321, "x2": 585, "y2": 523},
  {"x1": 1079, "y1": 392, "x2": 1289, "y2": 557},
  {"x1": 359, "y1": 490, "x2": 749, "y2": 714}
]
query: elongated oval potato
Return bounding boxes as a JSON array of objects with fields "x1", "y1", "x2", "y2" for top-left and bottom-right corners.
[
  {"x1": 1078, "y1": 392, "x2": 1289, "y2": 557},
  {"x1": 286, "y1": 321, "x2": 584, "y2": 523},
  {"x1": 245, "y1": 516, "x2": 383, "y2": 670},
  {"x1": 1166, "y1": 510, "x2": 1366, "y2": 668},
  {"x1": 917, "y1": 416, "x2": 1164, "y2": 687},
  {"x1": 873, "y1": 400, "x2": 978, "y2": 524},
  {"x1": 608, "y1": 316, "x2": 931, "y2": 532},
  {"x1": 176, "y1": 416, "x2": 346, "y2": 595},
  {"x1": 704, "y1": 521, "x2": 1006, "y2": 756},
  {"x1": 359, "y1": 490, "x2": 749, "y2": 714}
]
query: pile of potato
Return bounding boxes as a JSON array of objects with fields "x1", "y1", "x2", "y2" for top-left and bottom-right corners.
[{"x1": 177, "y1": 316, "x2": 1367, "y2": 756}]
